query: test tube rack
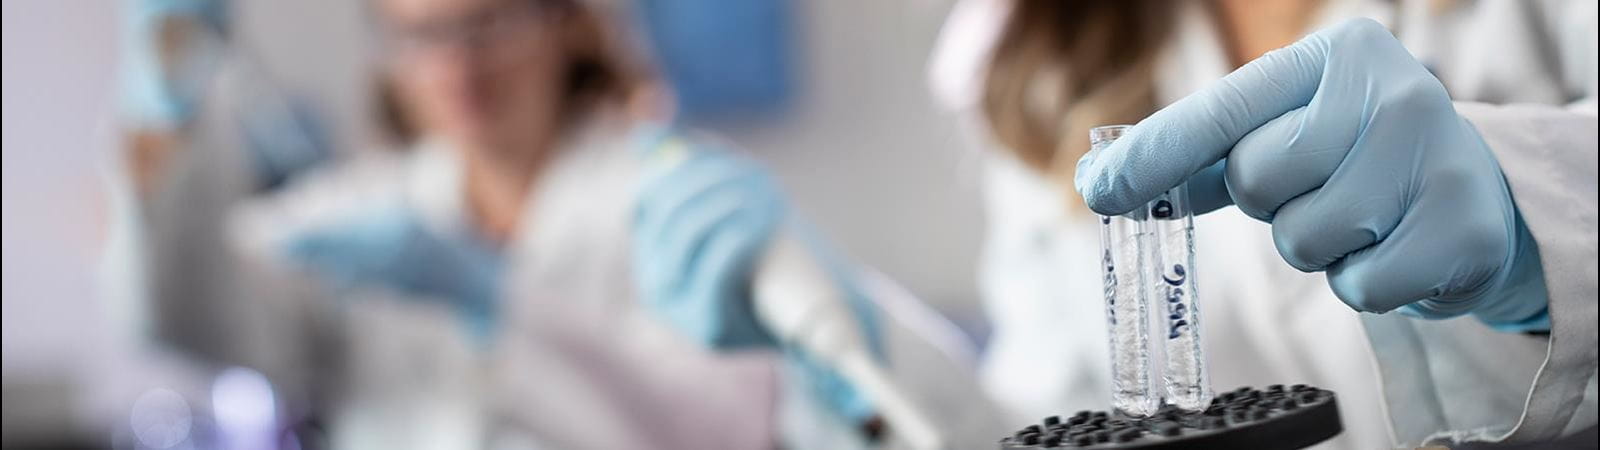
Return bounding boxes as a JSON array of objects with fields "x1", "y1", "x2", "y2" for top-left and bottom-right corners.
[{"x1": 997, "y1": 384, "x2": 1342, "y2": 449}]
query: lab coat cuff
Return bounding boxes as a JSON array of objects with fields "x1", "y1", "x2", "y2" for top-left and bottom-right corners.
[{"x1": 1458, "y1": 101, "x2": 1599, "y2": 442}]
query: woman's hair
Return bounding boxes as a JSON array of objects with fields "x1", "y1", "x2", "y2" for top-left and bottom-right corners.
[
  {"x1": 377, "y1": 0, "x2": 646, "y2": 145},
  {"x1": 981, "y1": 0, "x2": 1171, "y2": 208}
]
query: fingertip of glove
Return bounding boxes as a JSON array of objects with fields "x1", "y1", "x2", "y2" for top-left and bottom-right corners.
[
  {"x1": 1077, "y1": 137, "x2": 1157, "y2": 216},
  {"x1": 1073, "y1": 152, "x2": 1111, "y2": 213},
  {"x1": 1075, "y1": 164, "x2": 1137, "y2": 216}
]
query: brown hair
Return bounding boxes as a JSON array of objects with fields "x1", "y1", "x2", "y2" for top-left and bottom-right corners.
[
  {"x1": 377, "y1": 0, "x2": 646, "y2": 145},
  {"x1": 981, "y1": 0, "x2": 1170, "y2": 209}
]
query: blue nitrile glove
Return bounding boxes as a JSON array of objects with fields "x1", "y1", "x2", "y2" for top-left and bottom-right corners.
[
  {"x1": 285, "y1": 206, "x2": 505, "y2": 341},
  {"x1": 122, "y1": 0, "x2": 332, "y2": 187},
  {"x1": 631, "y1": 126, "x2": 883, "y2": 421},
  {"x1": 121, "y1": 0, "x2": 231, "y2": 128},
  {"x1": 1074, "y1": 18, "x2": 1549, "y2": 332}
]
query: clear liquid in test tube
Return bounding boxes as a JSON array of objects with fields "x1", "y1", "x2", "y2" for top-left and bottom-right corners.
[
  {"x1": 1148, "y1": 183, "x2": 1213, "y2": 411},
  {"x1": 1090, "y1": 125, "x2": 1159, "y2": 417}
]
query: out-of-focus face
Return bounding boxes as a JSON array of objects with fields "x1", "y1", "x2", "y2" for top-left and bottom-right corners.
[{"x1": 377, "y1": 0, "x2": 567, "y2": 156}]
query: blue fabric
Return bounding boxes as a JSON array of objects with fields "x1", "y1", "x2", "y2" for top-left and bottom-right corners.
[
  {"x1": 631, "y1": 125, "x2": 881, "y2": 422},
  {"x1": 284, "y1": 206, "x2": 506, "y2": 342},
  {"x1": 1074, "y1": 19, "x2": 1548, "y2": 331},
  {"x1": 633, "y1": 0, "x2": 794, "y2": 119}
]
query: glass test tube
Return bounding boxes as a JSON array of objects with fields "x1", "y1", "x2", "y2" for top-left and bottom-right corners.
[
  {"x1": 1090, "y1": 125, "x2": 1159, "y2": 417},
  {"x1": 1148, "y1": 183, "x2": 1213, "y2": 411}
]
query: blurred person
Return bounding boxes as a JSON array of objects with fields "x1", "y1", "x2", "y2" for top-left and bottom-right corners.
[
  {"x1": 208, "y1": 0, "x2": 998, "y2": 448},
  {"x1": 928, "y1": 0, "x2": 1595, "y2": 447}
]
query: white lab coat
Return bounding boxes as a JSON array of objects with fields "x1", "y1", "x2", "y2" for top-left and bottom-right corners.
[
  {"x1": 224, "y1": 116, "x2": 1003, "y2": 449},
  {"x1": 929, "y1": 0, "x2": 1597, "y2": 447}
]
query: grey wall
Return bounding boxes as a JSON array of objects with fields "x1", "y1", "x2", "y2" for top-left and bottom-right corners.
[
  {"x1": 2, "y1": 0, "x2": 121, "y2": 376},
  {"x1": 696, "y1": 1, "x2": 985, "y2": 313}
]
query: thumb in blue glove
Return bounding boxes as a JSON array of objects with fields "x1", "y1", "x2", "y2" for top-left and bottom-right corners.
[{"x1": 1075, "y1": 18, "x2": 1549, "y2": 332}]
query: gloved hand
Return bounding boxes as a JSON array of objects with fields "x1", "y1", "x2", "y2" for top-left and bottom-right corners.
[
  {"x1": 285, "y1": 206, "x2": 505, "y2": 341},
  {"x1": 631, "y1": 126, "x2": 883, "y2": 421},
  {"x1": 121, "y1": 0, "x2": 231, "y2": 128},
  {"x1": 1074, "y1": 18, "x2": 1549, "y2": 332}
]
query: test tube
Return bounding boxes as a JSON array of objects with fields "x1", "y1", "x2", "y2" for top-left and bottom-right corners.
[
  {"x1": 1148, "y1": 183, "x2": 1213, "y2": 411},
  {"x1": 1090, "y1": 125, "x2": 1159, "y2": 417}
]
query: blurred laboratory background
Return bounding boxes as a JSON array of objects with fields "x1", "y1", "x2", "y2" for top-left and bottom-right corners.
[
  {"x1": 9, "y1": 0, "x2": 1599, "y2": 448},
  {"x1": 3, "y1": 0, "x2": 984, "y2": 447}
]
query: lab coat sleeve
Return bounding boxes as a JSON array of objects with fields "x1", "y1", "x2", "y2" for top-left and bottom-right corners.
[{"x1": 1456, "y1": 101, "x2": 1599, "y2": 442}]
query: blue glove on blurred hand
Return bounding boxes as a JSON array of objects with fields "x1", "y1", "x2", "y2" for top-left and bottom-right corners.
[
  {"x1": 121, "y1": 0, "x2": 230, "y2": 128},
  {"x1": 631, "y1": 128, "x2": 882, "y2": 421},
  {"x1": 1075, "y1": 19, "x2": 1549, "y2": 332},
  {"x1": 286, "y1": 206, "x2": 505, "y2": 340}
]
